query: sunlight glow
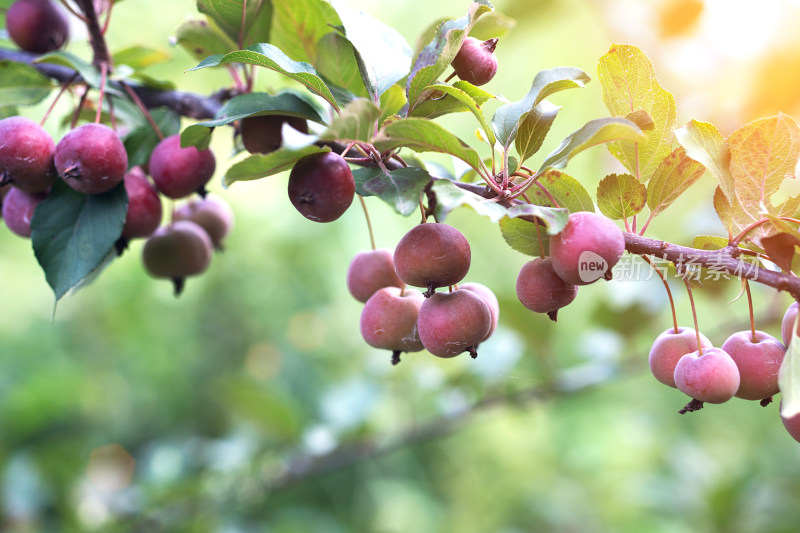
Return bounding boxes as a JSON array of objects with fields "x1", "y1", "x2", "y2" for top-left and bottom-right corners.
[{"x1": 702, "y1": 0, "x2": 782, "y2": 59}]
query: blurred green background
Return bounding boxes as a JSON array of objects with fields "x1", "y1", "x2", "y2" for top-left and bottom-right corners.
[{"x1": 2, "y1": 0, "x2": 800, "y2": 531}]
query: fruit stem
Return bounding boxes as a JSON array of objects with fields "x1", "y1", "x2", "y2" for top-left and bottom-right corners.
[
  {"x1": 120, "y1": 80, "x2": 164, "y2": 140},
  {"x1": 40, "y1": 73, "x2": 78, "y2": 126},
  {"x1": 70, "y1": 86, "x2": 90, "y2": 129},
  {"x1": 744, "y1": 278, "x2": 757, "y2": 343},
  {"x1": 101, "y1": 0, "x2": 114, "y2": 34},
  {"x1": 400, "y1": 282, "x2": 406, "y2": 297},
  {"x1": 682, "y1": 275, "x2": 703, "y2": 356},
  {"x1": 95, "y1": 62, "x2": 108, "y2": 124},
  {"x1": 444, "y1": 71, "x2": 457, "y2": 83},
  {"x1": 731, "y1": 218, "x2": 772, "y2": 247},
  {"x1": 638, "y1": 211, "x2": 655, "y2": 236},
  {"x1": 357, "y1": 195, "x2": 376, "y2": 250},
  {"x1": 58, "y1": 0, "x2": 89, "y2": 22},
  {"x1": 642, "y1": 255, "x2": 679, "y2": 333}
]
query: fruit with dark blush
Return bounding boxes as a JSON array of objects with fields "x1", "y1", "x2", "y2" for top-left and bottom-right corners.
[
  {"x1": 142, "y1": 220, "x2": 213, "y2": 295},
  {"x1": 287, "y1": 152, "x2": 354, "y2": 222},
  {"x1": 460, "y1": 282, "x2": 499, "y2": 340},
  {"x1": 417, "y1": 289, "x2": 492, "y2": 358},
  {"x1": 346, "y1": 248, "x2": 403, "y2": 303},
  {"x1": 673, "y1": 347, "x2": 740, "y2": 404},
  {"x1": 721, "y1": 330, "x2": 785, "y2": 401},
  {"x1": 174, "y1": 196, "x2": 234, "y2": 250},
  {"x1": 781, "y1": 404, "x2": 800, "y2": 443},
  {"x1": 781, "y1": 301, "x2": 798, "y2": 347},
  {"x1": 55, "y1": 123, "x2": 127, "y2": 195},
  {"x1": 149, "y1": 134, "x2": 216, "y2": 199},
  {"x1": 240, "y1": 115, "x2": 309, "y2": 154},
  {"x1": 6, "y1": 0, "x2": 69, "y2": 53},
  {"x1": 393, "y1": 223, "x2": 471, "y2": 293},
  {"x1": 516, "y1": 257, "x2": 578, "y2": 316},
  {"x1": 360, "y1": 286, "x2": 425, "y2": 354},
  {"x1": 121, "y1": 168, "x2": 162, "y2": 239},
  {"x1": 549, "y1": 211, "x2": 626, "y2": 285},
  {"x1": 0, "y1": 116, "x2": 57, "y2": 193},
  {"x1": 648, "y1": 327, "x2": 713, "y2": 388},
  {"x1": 2, "y1": 187, "x2": 47, "y2": 238},
  {"x1": 451, "y1": 37, "x2": 498, "y2": 86}
]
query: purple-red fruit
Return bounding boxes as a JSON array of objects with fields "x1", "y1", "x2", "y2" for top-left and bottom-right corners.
[
  {"x1": 417, "y1": 289, "x2": 492, "y2": 358},
  {"x1": 781, "y1": 405, "x2": 800, "y2": 443},
  {"x1": 173, "y1": 196, "x2": 234, "y2": 250},
  {"x1": 149, "y1": 134, "x2": 216, "y2": 199},
  {"x1": 648, "y1": 327, "x2": 713, "y2": 388},
  {"x1": 287, "y1": 152, "x2": 354, "y2": 222},
  {"x1": 781, "y1": 301, "x2": 798, "y2": 347},
  {"x1": 121, "y1": 169, "x2": 162, "y2": 239},
  {"x1": 549, "y1": 211, "x2": 626, "y2": 285},
  {"x1": 359, "y1": 287, "x2": 424, "y2": 353},
  {"x1": 240, "y1": 115, "x2": 308, "y2": 154},
  {"x1": 142, "y1": 221, "x2": 213, "y2": 294},
  {"x1": 1, "y1": 187, "x2": 46, "y2": 238},
  {"x1": 451, "y1": 37, "x2": 498, "y2": 86},
  {"x1": 55, "y1": 123, "x2": 127, "y2": 195},
  {"x1": 460, "y1": 282, "x2": 499, "y2": 341},
  {"x1": 393, "y1": 223, "x2": 471, "y2": 292},
  {"x1": 516, "y1": 257, "x2": 578, "y2": 315},
  {"x1": 6, "y1": 0, "x2": 69, "y2": 53},
  {"x1": 0, "y1": 116, "x2": 57, "y2": 193},
  {"x1": 346, "y1": 248, "x2": 403, "y2": 303},
  {"x1": 721, "y1": 330, "x2": 785, "y2": 401},
  {"x1": 673, "y1": 347, "x2": 740, "y2": 404}
]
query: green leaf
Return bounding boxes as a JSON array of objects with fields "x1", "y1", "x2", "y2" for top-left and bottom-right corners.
[
  {"x1": 598, "y1": 44, "x2": 677, "y2": 180},
  {"x1": 320, "y1": 98, "x2": 381, "y2": 143},
  {"x1": 36, "y1": 52, "x2": 122, "y2": 95},
  {"x1": 353, "y1": 166, "x2": 431, "y2": 216},
  {"x1": 379, "y1": 84, "x2": 407, "y2": 124},
  {"x1": 780, "y1": 326, "x2": 800, "y2": 418},
  {"x1": 330, "y1": 0, "x2": 412, "y2": 100},
  {"x1": 191, "y1": 44, "x2": 340, "y2": 112},
  {"x1": 505, "y1": 203, "x2": 569, "y2": 234},
  {"x1": 596, "y1": 173, "x2": 647, "y2": 220},
  {"x1": 646, "y1": 146, "x2": 707, "y2": 217},
  {"x1": 181, "y1": 91, "x2": 328, "y2": 150},
  {"x1": 537, "y1": 117, "x2": 645, "y2": 175},
  {"x1": 172, "y1": 19, "x2": 239, "y2": 61},
  {"x1": 692, "y1": 235, "x2": 729, "y2": 250},
  {"x1": 31, "y1": 181, "x2": 128, "y2": 301},
  {"x1": 410, "y1": 82, "x2": 495, "y2": 144},
  {"x1": 499, "y1": 216, "x2": 549, "y2": 256},
  {"x1": 124, "y1": 108, "x2": 181, "y2": 169},
  {"x1": 197, "y1": 0, "x2": 271, "y2": 48},
  {"x1": 675, "y1": 119, "x2": 734, "y2": 199},
  {"x1": 524, "y1": 170, "x2": 594, "y2": 213},
  {"x1": 406, "y1": 1, "x2": 494, "y2": 112},
  {"x1": 314, "y1": 32, "x2": 369, "y2": 99},
  {"x1": 223, "y1": 146, "x2": 329, "y2": 186},
  {"x1": 431, "y1": 178, "x2": 507, "y2": 222},
  {"x1": 515, "y1": 101, "x2": 560, "y2": 164},
  {"x1": 469, "y1": 11, "x2": 516, "y2": 40},
  {"x1": 0, "y1": 60, "x2": 53, "y2": 106},
  {"x1": 373, "y1": 117, "x2": 486, "y2": 175},
  {"x1": 112, "y1": 45, "x2": 171, "y2": 70},
  {"x1": 270, "y1": 0, "x2": 339, "y2": 63},
  {"x1": 492, "y1": 67, "x2": 591, "y2": 148}
]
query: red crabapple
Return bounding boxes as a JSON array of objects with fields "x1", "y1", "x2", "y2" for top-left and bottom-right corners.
[
  {"x1": 781, "y1": 301, "x2": 798, "y2": 347},
  {"x1": 516, "y1": 257, "x2": 578, "y2": 320},
  {"x1": 287, "y1": 152, "x2": 354, "y2": 222},
  {"x1": 6, "y1": 0, "x2": 69, "y2": 53},
  {"x1": 549, "y1": 211, "x2": 625, "y2": 285},
  {"x1": 55, "y1": 123, "x2": 127, "y2": 195},
  {"x1": 417, "y1": 289, "x2": 492, "y2": 358},
  {"x1": 721, "y1": 330, "x2": 785, "y2": 401},
  {"x1": 460, "y1": 282, "x2": 499, "y2": 341},
  {"x1": 149, "y1": 134, "x2": 216, "y2": 199},
  {"x1": 142, "y1": 220, "x2": 213, "y2": 295},
  {"x1": 346, "y1": 248, "x2": 403, "y2": 303},
  {"x1": 673, "y1": 347, "x2": 740, "y2": 405},
  {"x1": 121, "y1": 168, "x2": 162, "y2": 239},
  {"x1": 1, "y1": 187, "x2": 46, "y2": 238},
  {"x1": 648, "y1": 327, "x2": 712, "y2": 388},
  {"x1": 0, "y1": 116, "x2": 57, "y2": 193},
  {"x1": 240, "y1": 115, "x2": 308, "y2": 154},
  {"x1": 360, "y1": 286, "x2": 425, "y2": 363},
  {"x1": 451, "y1": 37, "x2": 498, "y2": 86},
  {"x1": 781, "y1": 404, "x2": 800, "y2": 444},
  {"x1": 393, "y1": 223, "x2": 471, "y2": 295},
  {"x1": 174, "y1": 196, "x2": 234, "y2": 250}
]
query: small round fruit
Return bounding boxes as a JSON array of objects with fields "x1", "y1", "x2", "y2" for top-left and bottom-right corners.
[
  {"x1": 55, "y1": 123, "x2": 127, "y2": 195},
  {"x1": 516, "y1": 257, "x2": 578, "y2": 314},
  {"x1": 2, "y1": 187, "x2": 46, "y2": 238},
  {"x1": 6, "y1": 0, "x2": 69, "y2": 53},
  {"x1": 417, "y1": 289, "x2": 492, "y2": 358},
  {"x1": 121, "y1": 169, "x2": 162, "y2": 239},
  {"x1": 142, "y1": 220, "x2": 213, "y2": 294},
  {"x1": 648, "y1": 327, "x2": 713, "y2": 388},
  {"x1": 173, "y1": 196, "x2": 234, "y2": 250},
  {"x1": 240, "y1": 115, "x2": 309, "y2": 154},
  {"x1": 460, "y1": 282, "x2": 499, "y2": 340},
  {"x1": 393, "y1": 223, "x2": 471, "y2": 292},
  {"x1": 673, "y1": 347, "x2": 740, "y2": 404},
  {"x1": 451, "y1": 37, "x2": 498, "y2": 86},
  {"x1": 781, "y1": 404, "x2": 800, "y2": 444},
  {"x1": 346, "y1": 248, "x2": 403, "y2": 303},
  {"x1": 721, "y1": 330, "x2": 785, "y2": 401},
  {"x1": 781, "y1": 301, "x2": 798, "y2": 347},
  {"x1": 149, "y1": 134, "x2": 216, "y2": 199},
  {"x1": 360, "y1": 286, "x2": 425, "y2": 353},
  {"x1": 287, "y1": 152, "x2": 354, "y2": 222},
  {"x1": 549, "y1": 211, "x2": 626, "y2": 285},
  {"x1": 0, "y1": 116, "x2": 57, "y2": 193}
]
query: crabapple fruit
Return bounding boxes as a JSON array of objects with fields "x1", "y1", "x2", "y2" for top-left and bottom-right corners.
[
  {"x1": 417, "y1": 289, "x2": 492, "y2": 358},
  {"x1": 142, "y1": 220, "x2": 213, "y2": 295},
  {"x1": 240, "y1": 115, "x2": 308, "y2": 154},
  {"x1": 1, "y1": 187, "x2": 46, "y2": 238},
  {"x1": 460, "y1": 282, "x2": 499, "y2": 340},
  {"x1": 55, "y1": 123, "x2": 127, "y2": 195},
  {"x1": 121, "y1": 168, "x2": 162, "y2": 239},
  {"x1": 721, "y1": 330, "x2": 785, "y2": 401},
  {"x1": 149, "y1": 134, "x2": 216, "y2": 199},
  {"x1": 648, "y1": 327, "x2": 713, "y2": 388},
  {"x1": 781, "y1": 405, "x2": 800, "y2": 444},
  {"x1": 451, "y1": 37, "x2": 498, "y2": 86},
  {"x1": 516, "y1": 257, "x2": 578, "y2": 317},
  {"x1": 174, "y1": 196, "x2": 234, "y2": 250},
  {"x1": 346, "y1": 248, "x2": 403, "y2": 303},
  {"x1": 393, "y1": 223, "x2": 471, "y2": 294},
  {"x1": 287, "y1": 152, "x2": 354, "y2": 222},
  {"x1": 359, "y1": 286, "x2": 424, "y2": 356},
  {"x1": 0, "y1": 116, "x2": 57, "y2": 193},
  {"x1": 673, "y1": 347, "x2": 740, "y2": 404},
  {"x1": 781, "y1": 301, "x2": 798, "y2": 347},
  {"x1": 6, "y1": 0, "x2": 69, "y2": 53},
  {"x1": 549, "y1": 211, "x2": 626, "y2": 285}
]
